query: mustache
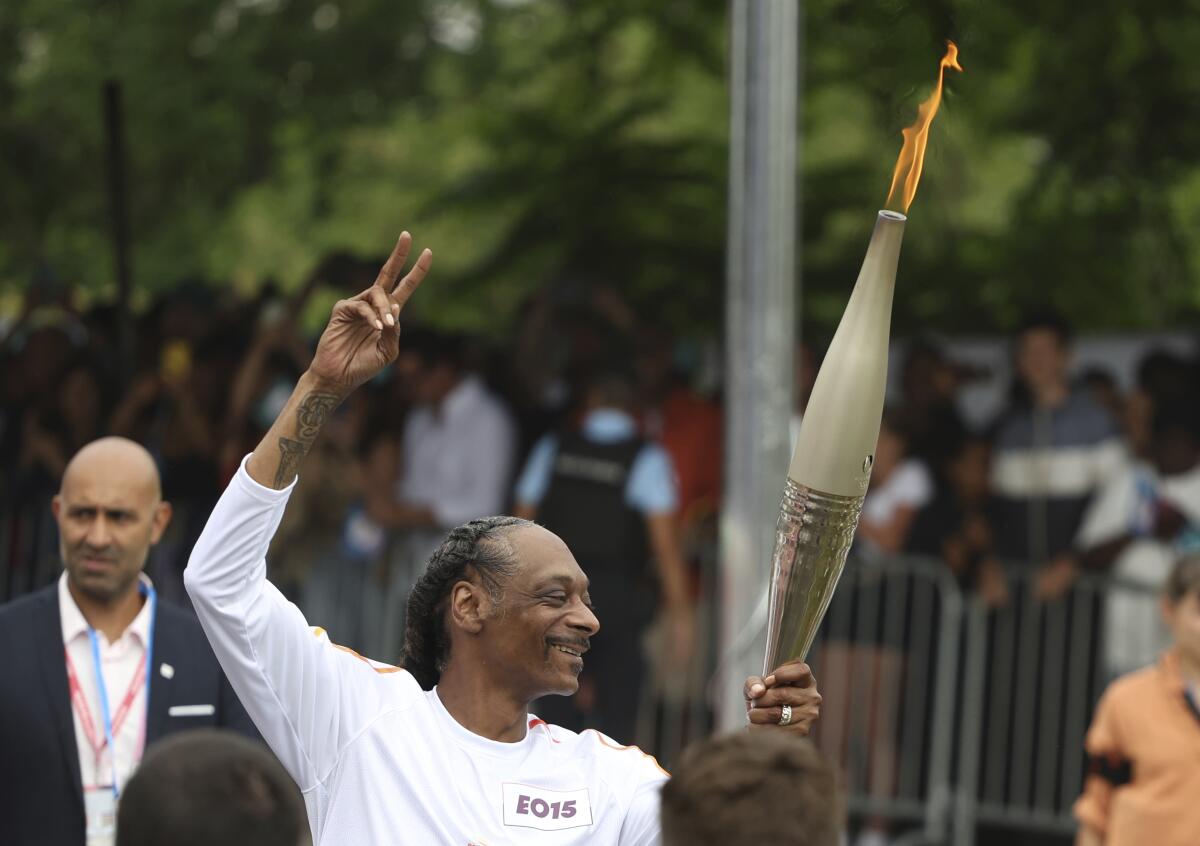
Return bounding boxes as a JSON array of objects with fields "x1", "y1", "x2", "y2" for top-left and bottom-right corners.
[
  {"x1": 77, "y1": 546, "x2": 118, "y2": 560},
  {"x1": 546, "y1": 636, "x2": 591, "y2": 655}
]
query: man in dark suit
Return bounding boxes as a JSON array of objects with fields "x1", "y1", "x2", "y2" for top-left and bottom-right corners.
[{"x1": 0, "y1": 437, "x2": 259, "y2": 846}]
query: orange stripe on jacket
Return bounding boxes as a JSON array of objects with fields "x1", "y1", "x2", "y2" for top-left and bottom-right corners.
[
  {"x1": 310, "y1": 627, "x2": 403, "y2": 674},
  {"x1": 584, "y1": 729, "x2": 671, "y2": 778}
]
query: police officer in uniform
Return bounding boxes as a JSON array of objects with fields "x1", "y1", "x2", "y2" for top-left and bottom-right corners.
[{"x1": 514, "y1": 367, "x2": 693, "y2": 743}]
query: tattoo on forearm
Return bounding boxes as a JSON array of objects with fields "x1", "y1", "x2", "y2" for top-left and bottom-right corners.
[
  {"x1": 296, "y1": 392, "x2": 339, "y2": 443},
  {"x1": 275, "y1": 437, "x2": 306, "y2": 489},
  {"x1": 273, "y1": 392, "x2": 340, "y2": 488}
]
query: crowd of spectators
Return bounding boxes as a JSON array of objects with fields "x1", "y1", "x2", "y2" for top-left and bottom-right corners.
[
  {"x1": 3, "y1": 277, "x2": 1199, "y2": 761},
  {"x1": 0, "y1": 278, "x2": 724, "y2": 666},
  {"x1": 890, "y1": 315, "x2": 1199, "y2": 680}
]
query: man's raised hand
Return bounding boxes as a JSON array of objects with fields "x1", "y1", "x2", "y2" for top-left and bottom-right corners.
[
  {"x1": 245, "y1": 232, "x2": 431, "y2": 490},
  {"x1": 308, "y1": 232, "x2": 433, "y2": 392}
]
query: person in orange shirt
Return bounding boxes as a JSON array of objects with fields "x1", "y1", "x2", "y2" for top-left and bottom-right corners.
[{"x1": 1074, "y1": 553, "x2": 1200, "y2": 846}]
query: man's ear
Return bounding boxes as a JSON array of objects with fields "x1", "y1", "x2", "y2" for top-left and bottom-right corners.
[
  {"x1": 149, "y1": 501, "x2": 173, "y2": 545},
  {"x1": 449, "y1": 580, "x2": 486, "y2": 635}
]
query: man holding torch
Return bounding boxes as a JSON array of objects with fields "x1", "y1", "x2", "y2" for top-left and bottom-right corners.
[{"x1": 183, "y1": 231, "x2": 821, "y2": 845}]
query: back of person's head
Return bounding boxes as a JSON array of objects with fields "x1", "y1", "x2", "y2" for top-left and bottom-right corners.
[
  {"x1": 661, "y1": 732, "x2": 840, "y2": 846},
  {"x1": 1151, "y1": 398, "x2": 1200, "y2": 476},
  {"x1": 1136, "y1": 348, "x2": 1194, "y2": 403},
  {"x1": 1152, "y1": 397, "x2": 1200, "y2": 443},
  {"x1": 116, "y1": 729, "x2": 309, "y2": 846}
]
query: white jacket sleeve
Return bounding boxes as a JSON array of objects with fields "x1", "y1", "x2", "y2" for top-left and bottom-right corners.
[
  {"x1": 184, "y1": 457, "x2": 418, "y2": 799},
  {"x1": 617, "y1": 758, "x2": 667, "y2": 846}
]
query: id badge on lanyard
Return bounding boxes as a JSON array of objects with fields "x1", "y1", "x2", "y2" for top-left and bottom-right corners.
[
  {"x1": 84, "y1": 786, "x2": 117, "y2": 846},
  {"x1": 66, "y1": 583, "x2": 157, "y2": 843}
]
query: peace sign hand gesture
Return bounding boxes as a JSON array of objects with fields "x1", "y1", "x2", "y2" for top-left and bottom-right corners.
[{"x1": 309, "y1": 231, "x2": 433, "y2": 391}]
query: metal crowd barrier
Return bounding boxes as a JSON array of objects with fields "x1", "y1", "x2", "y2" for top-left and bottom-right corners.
[
  {"x1": 806, "y1": 555, "x2": 962, "y2": 845},
  {"x1": 953, "y1": 569, "x2": 1163, "y2": 845},
  {"x1": 642, "y1": 553, "x2": 1165, "y2": 845},
  {"x1": 637, "y1": 527, "x2": 724, "y2": 770}
]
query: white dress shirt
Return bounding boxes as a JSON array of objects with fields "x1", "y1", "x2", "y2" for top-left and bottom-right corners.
[
  {"x1": 58, "y1": 572, "x2": 153, "y2": 793},
  {"x1": 398, "y1": 375, "x2": 516, "y2": 528},
  {"x1": 369, "y1": 375, "x2": 516, "y2": 657},
  {"x1": 186, "y1": 460, "x2": 668, "y2": 846},
  {"x1": 396, "y1": 374, "x2": 516, "y2": 576}
]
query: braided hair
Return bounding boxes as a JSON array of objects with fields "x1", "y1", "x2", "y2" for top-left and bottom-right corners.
[{"x1": 400, "y1": 516, "x2": 532, "y2": 690}]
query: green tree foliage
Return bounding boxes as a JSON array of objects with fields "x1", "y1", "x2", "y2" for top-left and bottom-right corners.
[{"x1": 2, "y1": 0, "x2": 1198, "y2": 333}]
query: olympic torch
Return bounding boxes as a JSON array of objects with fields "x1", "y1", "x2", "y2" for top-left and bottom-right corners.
[{"x1": 763, "y1": 43, "x2": 962, "y2": 673}]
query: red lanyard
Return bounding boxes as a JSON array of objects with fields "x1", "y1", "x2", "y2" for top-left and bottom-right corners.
[{"x1": 64, "y1": 645, "x2": 147, "y2": 774}]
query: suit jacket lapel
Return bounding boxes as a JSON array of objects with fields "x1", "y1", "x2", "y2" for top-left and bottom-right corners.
[
  {"x1": 146, "y1": 605, "x2": 175, "y2": 745},
  {"x1": 34, "y1": 588, "x2": 84, "y2": 808}
]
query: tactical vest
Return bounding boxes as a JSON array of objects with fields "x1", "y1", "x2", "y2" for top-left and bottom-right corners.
[{"x1": 536, "y1": 432, "x2": 649, "y2": 588}]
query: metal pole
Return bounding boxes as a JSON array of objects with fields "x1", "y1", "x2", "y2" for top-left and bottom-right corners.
[
  {"x1": 103, "y1": 79, "x2": 133, "y2": 381},
  {"x1": 717, "y1": 0, "x2": 800, "y2": 731}
]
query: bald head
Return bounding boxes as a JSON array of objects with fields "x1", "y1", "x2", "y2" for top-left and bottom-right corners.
[
  {"x1": 62, "y1": 437, "x2": 162, "y2": 503},
  {"x1": 53, "y1": 437, "x2": 171, "y2": 606}
]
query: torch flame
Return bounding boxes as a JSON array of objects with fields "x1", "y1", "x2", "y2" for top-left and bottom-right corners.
[{"x1": 886, "y1": 41, "x2": 963, "y2": 213}]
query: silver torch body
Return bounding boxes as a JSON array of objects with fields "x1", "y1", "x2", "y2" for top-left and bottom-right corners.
[{"x1": 763, "y1": 210, "x2": 907, "y2": 673}]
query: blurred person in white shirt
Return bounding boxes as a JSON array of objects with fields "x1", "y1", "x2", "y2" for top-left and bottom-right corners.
[
  {"x1": 1075, "y1": 399, "x2": 1200, "y2": 678},
  {"x1": 363, "y1": 327, "x2": 516, "y2": 658}
]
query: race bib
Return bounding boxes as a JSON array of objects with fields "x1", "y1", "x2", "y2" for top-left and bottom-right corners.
[{"x1": 502, "y1": 783, "x2": 592, "y2": 832}]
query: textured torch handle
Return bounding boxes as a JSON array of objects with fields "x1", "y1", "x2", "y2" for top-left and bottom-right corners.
[{"x1": 763, "y1": 478, "x2": 864, "y2": 674}]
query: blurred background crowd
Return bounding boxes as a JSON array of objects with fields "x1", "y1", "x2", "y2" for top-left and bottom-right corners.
[{"x1": 4, "y1": 277, "x2": 1197, "y2": 725}]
